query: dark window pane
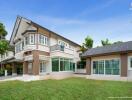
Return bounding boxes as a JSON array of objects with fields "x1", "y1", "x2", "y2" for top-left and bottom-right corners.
[{"x1": 52, "y1": 58, "x2": 59, "y2": 71}]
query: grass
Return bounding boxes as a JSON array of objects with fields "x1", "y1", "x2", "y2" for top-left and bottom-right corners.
[{"x1": 0, "y1": 78, "x2": 132, "y2": 100}]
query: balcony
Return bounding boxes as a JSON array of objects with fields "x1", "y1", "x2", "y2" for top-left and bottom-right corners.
[
  {"x1": 50, "y1": 44, "x2": 64, "y2": 52},
  {"x1": 50, "y1": 44, "x2": 74, "y2": 55}
]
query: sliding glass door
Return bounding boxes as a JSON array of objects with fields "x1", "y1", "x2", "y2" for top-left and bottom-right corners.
[
  {"x1": 92, "y1": 59, "x2": 120, "y2": 75},
  {"x1": 105, "y1": 59, "x2": 119, "y2": 75},
  {"x1": 52, "y1": 57, "x2": 75, "y2": 72},
  {"x1": 93, "y1": 60, "x2": 104, "y2": 74}
]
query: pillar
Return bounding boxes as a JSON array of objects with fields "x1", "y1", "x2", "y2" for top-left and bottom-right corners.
[
  {"x1": 86, "y1": 57, "x2": 91, "y2": 75},
  {"x1": 23, "y1": 61, "x2": 28, "y2": 74},
  {"x1": 120, "y1": 53, "x2": 128, "y2": 77},
  {"x1": 32, "y1": 50, "x2": 39, "y2": 75}
]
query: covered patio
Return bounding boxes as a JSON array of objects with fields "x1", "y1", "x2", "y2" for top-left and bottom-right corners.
[{"x1": 0, "y1": 57, "x2": 23, "y2": 77}]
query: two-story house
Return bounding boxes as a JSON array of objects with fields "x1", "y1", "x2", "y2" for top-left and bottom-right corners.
[{"x1": 0, "y1": 16, "x2": 81, "y2": 79}]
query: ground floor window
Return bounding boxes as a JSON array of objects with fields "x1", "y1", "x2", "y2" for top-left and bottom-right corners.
[
  {"x1": 93, "y1": 60, "x2": 104, "y2": 74},
  {"x1": 92, "y1": 59, "x2": 120, "y2": 75},
  {"x1": 52, "y1": 57, "x2": 75, "y2": 72},
  {"x1": 40, "y1": 61, "x2": 46, "y2": 73},
  {"x1": 52, "y1": 58, "x2": 59, "y2": 71},
  {"x1": 128, "y1": 57, "x2": 132, "y2": 70},
  {"x1": 105, "y1": 59, "x2": 119, "y2": 75}
]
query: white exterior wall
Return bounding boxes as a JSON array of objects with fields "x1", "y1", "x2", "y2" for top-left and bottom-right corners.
[
  {"x1": 15, "y1": 51, "x2": 24, "y2": 60},
  {"x1": 38, "y1": 45, "x2": 50, "y2": 52},
  {"x1": 50, "y1": 37, "x2": 57, "y2": 46},
  {"x1": 24, "y1": 45, "x2": 36, "y2": 51},
  {"x1": 14, "y1": 20, "x2": 31, "y2": 41}
]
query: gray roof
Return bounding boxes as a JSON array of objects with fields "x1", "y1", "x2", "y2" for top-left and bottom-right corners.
[{"x1": 82, "y1": 41, "x2": 132, "y2": 57}]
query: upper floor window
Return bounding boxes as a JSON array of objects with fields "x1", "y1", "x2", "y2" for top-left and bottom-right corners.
[
  {"x1": 25, "y1": 36, "x2": 29, "y2": 45},
  {"x1": 25, "y1": 34, "x2": 35, "y2": 45},
  {"x1": 30, "y1": 34, "x2": 35, "y2": 44},
  {"x1": 15, "y1": 42, "x2": 22, "y2": 53},
  {"x1": 39, "y1": 34, "x2": 48, "y2": 46}
]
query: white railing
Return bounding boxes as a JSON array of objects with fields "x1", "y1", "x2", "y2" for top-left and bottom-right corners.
[{"x1": 50, "y1": 44, "x2": 74, "y2": 55}]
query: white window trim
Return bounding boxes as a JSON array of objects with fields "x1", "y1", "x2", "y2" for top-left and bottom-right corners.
[
  {"x1": 39, "y1": 61, "x2": 46, "y2": 73},
  {"x1": 30, "y1": 34, "x2": 35, "y2": 44},
  {"x1": 15, "y1": 41, "x2": 22, "y2": 53},
  {"x1": 128, "y1": 56, "x2": 132, "y2": 70},
  {"x1": 39, "y1": 34, "x2": 48, "y2": 46},
  {"x1": 91, "y1": 58, "x2": 121, "y2": 76}
]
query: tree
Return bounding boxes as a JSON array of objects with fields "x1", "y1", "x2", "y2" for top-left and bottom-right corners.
[
  {"x1": 83, "y1": 36, "x2": 93, "y2": 49},
  {"x1": 0, "y1": 40, "x2": 9, "y2": 55},
  {"x1": 80, "y1": 45, "x2": 87, "y2": 53},
  {"x1": 0, "y1": 22, "x2": 9, "y2": 69},
  {"x1": 0, "y1": 23, "x2": 7, "y2": 39},
  {"x1": 113, "y1": 41, "x2": 123, "y2": 44},
  {"x1": 101, "y1": 38, "x2": 111, "y2": 46}
]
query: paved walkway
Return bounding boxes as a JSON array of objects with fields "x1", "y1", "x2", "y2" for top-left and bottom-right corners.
[
  {"x1": 0, "y1": 75, "x2": 23, "y2": 82},
  {"x1": 0, "y1": 74, "x2": 132, "y2": 82}
]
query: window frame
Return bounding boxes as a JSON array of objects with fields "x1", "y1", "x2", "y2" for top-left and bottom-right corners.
[
  {"x1": 91, "y1": 58, "x2": 120, "y2": 75},
  {"x1": 30, "y1": 34, "x2": 35, "y2": 44},
  {"x1": 128, "y1": 56, "x2": 132, "y2": 70},
  {"x1": 15, "y1": 41, "x2": 22, "y2": 53},
  {"x1": 52, "y1": 57, "x2": 75, "y2": 72},
  {"x1": 39, "y1": 34, "x2": 48, "y2": 46},
  {"x1": 39, "y1": 61, "x2": 46, "y2": 73}
]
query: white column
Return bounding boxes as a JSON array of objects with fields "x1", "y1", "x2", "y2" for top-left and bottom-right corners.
[{"x1": 4, "y1": 70, "x2": 7, "y2": 76}]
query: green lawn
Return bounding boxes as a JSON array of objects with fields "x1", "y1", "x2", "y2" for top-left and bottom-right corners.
[{"x1": 0, "y1": 78, "x2": 132, "y2": 100}]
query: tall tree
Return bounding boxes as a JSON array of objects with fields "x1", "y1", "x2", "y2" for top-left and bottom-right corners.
[
  {"x1": 80, "y1": 45, "x2": 87, "y2": 53},
  {"x1": 83, "y1": 36, "x2": 93, "y2": 49},
  {"x1": 0, "y1": 22, "x2": 9, "y2": 69},
  {"x1": 0, "y1": 23, "x2": 7, "y2": 39},
  {"x1": 113, "y1": 41, "x2": 123, "y2": 44},
  {"x1": 101, "y1": 38, "x2": 111, "y2": 46}
]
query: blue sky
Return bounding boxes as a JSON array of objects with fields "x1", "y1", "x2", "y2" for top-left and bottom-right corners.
[{"x1": 0, "y1": 0, "x2": 132, "y2": 46}]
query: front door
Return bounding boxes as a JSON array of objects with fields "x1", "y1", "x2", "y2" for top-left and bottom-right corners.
[{"x1": 28, "y1": 63, "x2": 32, "y2": 74}]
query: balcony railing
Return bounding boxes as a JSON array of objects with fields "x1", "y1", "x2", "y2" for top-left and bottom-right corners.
[
  {"x1": 50, "y1": 44, "x2": 64, "y2": 52},
  {"x1": 50, "y1": 44, "x2": 74, "y2": 55}
]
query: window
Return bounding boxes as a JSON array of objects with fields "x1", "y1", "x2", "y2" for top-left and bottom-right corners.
[
  {"x1": 24, "y1": 34, "x2": 35, "y2": 45},
  {"x1": 128, "y1": 57, "x2": 132, "y2": 70},
  {"x1": 30, "y1": 34, "x2": 34, "y2": 44},
  {"x1": 25, "y1": 36, "x2": 29, "y2": 45},
  {"x1": 52, "y1": 57, "x2": 75, "y2": 72},
  {"x1": 77, "y1": 60, "x2": 86, "y2": 69},
  {"x1": 130, "y1": 58, "x2": 132, "y2": 68},
  {"x1": 40, "y1": 62, "x2": 46, "y2": 73},
  {"x1": 15, "y1": 42, "x2": 22, "y2": 53},
  {"x1": 39, "y1": 34, "x2": 48, "y2": 46},
  {"x1": 52, "y1": 58, "x2": 59, "y2": 71},
  {"x1": 92, "y1": 59, "x2": 120, "y2": 75},
  {"x1": 22, "y1": 41, "x2": 24, "y2": 50},
  {"x1": 105, "y1": 59, "x2": 119, "y2": 75},
  {"x1": 70, "y1": 61, "x2": 75, "y2": 71},
  {"x1": 93, "y1": 60, "x2": 104, "y2": 74},
  {"x1": 60, "y1": 58, "x2": 70, "y2": 71}
]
